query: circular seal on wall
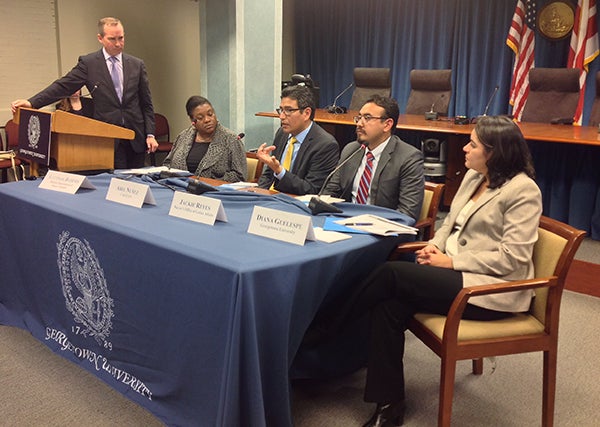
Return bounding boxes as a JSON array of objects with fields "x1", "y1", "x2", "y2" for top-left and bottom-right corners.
[
  {"x1": 538, "y1": 1, "x2": 575, "y2": 40},
  {"x1": 27, "y1": 115, "x2": 41, "y2": 149},
  {"x1": 57, "y1": 231, "x2": 114, "y2": 347}
]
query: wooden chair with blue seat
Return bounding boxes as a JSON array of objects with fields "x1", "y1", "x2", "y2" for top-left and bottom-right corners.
[{"x1": 388, "y1": 215, "x2": 586, "y2": 426}]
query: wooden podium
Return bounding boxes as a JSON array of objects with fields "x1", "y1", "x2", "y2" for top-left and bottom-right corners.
[{"x1": 15, "y1": 108, "x2": 134, "y2": 173}]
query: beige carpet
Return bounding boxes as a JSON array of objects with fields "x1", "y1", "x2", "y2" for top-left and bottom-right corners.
[
  {"x1": 1, "y1": 291, "x2": 599, "y2": 426},
  {"x1": 0, "y1": 325, "x2": 163, "y2": 426}
]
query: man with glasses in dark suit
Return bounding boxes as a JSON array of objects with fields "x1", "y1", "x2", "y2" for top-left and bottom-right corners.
[
  {"x1": 321, "y1": 95, "x2": 424, "y2": 221},
  {"x1": 256, "y1": 85, "x2": 339, "y2": 195}
]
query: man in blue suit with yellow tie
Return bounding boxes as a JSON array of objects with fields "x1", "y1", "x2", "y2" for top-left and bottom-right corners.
[{"x1": 256, "y1": 85, "x2": 340, "y2": 195}]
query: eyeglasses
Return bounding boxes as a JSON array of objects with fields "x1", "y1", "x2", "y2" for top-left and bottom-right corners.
[
  {"x1": 353, "y1": 114, "x2": 386, "y2": 124},
  {"x1": 276, "y1": 107, "x2": 305, "y2": 116}
]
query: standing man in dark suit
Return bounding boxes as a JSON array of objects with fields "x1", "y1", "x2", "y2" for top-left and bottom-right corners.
[
  {"x1": 11, "y1": 17, "x2": 158, "y2": 169},
  {"x1": 256, "y1": 85, "x2": 339, "y2": 195},
  {"x1": 321, "y1": 95, "x2": 424, "y2": 221}
]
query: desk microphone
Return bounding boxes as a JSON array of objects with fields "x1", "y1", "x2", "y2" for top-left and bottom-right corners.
[
  {"x1": 317, "y1": 142, "x2": 367, "y2": 197},
  {"x1": 309, "y1": 143, "x2": 367, "y2": 215},
  {"x1": 326, "y1": 82, "x2": 353, "y2": 114},
  {"x1": 187, "y1": 178, "x2": 217, "y2": 195},
  {"x1": 471, "y1": 85, "x2": 499, "y2": 124},
  {"x1": 425, "y1": 94, "x2": 445, "y2": 120},
  {"x1": 550, "y1": 117, "x2": 574, "y2": 125}
]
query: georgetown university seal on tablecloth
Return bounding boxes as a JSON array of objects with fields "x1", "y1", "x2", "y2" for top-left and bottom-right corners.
[{"x1": 57, "y1": 231, "x2": 114, "y2": 348}]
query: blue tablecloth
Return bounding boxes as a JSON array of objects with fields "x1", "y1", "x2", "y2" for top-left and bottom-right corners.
[{"x1": 0, "y1": 174, "x2": 414, "y2": 427}]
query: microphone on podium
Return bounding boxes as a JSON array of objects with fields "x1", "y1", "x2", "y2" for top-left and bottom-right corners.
[
  {"x1": 80, "y1": 82, "x2": 101, "y2": 98},
  {"x1": 471, "y1": 85, "x2": 499, "y2": 124},
  {"x1": 326, "y1": 83, "x2": 354, "y2": 114},
  {"x1": 425, "y1": 94, "x2": 445, "y2": 120}
]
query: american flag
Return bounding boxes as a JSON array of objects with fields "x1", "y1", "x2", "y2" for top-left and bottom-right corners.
[
  {"x1": 506, "y1": 0, "x2": 536, "y2": 121},
  {"x1": 568, "y1": 0, "x2": 599, "y2": 124}
]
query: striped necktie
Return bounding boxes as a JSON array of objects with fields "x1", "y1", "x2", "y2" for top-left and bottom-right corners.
[{"x1": 356, "y1": 151, "x2": 375, "y2": 204}]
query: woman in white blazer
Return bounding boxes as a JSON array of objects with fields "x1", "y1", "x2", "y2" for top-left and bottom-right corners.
[{"x1": 307, "y1": 116, "x2": 542, "y2": 426}]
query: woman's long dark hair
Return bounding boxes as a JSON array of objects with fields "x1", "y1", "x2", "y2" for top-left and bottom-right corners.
[{"x1": 475, "y1": 115, "x2": 535, "y2": 189}]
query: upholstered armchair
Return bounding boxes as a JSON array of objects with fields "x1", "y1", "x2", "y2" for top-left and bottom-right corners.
[
  {"x1": 348, "y1": 67, "x2": 392, "y2": 111},
  {"x1": 387, "y1": 216, "x2": 585, "y2": 426},
  {"x1": 405, "y1": 69, "x2": 452, "y2": 116},
  {"x1": 520, "y1": 68, "x2": 580, "y2": 123}
]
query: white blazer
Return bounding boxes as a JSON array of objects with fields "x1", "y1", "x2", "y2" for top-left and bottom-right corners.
[{"x1": 430, "y1": 169, "x2": 543, "y2": 312}]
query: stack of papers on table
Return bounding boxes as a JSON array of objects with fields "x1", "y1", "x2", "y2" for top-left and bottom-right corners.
[
  {"x1": 219, "y1": 182, "x2": 259, "y2": 190},
  {"x1": 334, "y1": 214, "x2": 418, "y2": 236},
  {"x1": 118, "y1": 166, "x2": 191, "y2": 176}
]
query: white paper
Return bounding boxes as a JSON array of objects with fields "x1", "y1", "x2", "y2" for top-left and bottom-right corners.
[
  {"x1": 168, "y1": 191, "x2": 228, "y2": 225},
  {"x1": 219, "y1": 181, "x2": 259, "y2": 190},
  {"x1": 117, "y1": 166, "x2": 190, "y2": 175},
  {"x1": 247, "y1": 206, "x2": 315, "y2": 246},
  {"x1": 313, "y1": 227, "x2": 352, "y2": 243},
  {"x1": 105, "y1": 177, "x2": 156, "y2": 208},
  {"x1": 335, "y1": 214, "x2": 418, "y2": 236},
  {"x1": 38, "y1": 170, "x2": 96, "y2": 194}
]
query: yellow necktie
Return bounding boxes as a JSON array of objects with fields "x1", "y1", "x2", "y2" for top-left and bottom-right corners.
[
  {"x1": 271, "y1": 137, "x2": 297, "y2": 191},
  {"x1": 282, "y1": 137, "x2": 297, "y2": 171}
]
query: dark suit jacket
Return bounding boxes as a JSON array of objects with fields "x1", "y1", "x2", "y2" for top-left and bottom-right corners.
[
  {"x1": 29, "y1": 49, "x2": 155, "y2": 154},
  {"x1": 257, "y1": 122, "x2": 340, "y2": 195},
  {"x1": 322, "y1": 135, "x2": 424, "y2": 220}
]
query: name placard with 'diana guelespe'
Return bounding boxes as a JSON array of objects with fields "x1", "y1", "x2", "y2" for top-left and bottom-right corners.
[{"x1": 247, "y1": 205, "x2": 315, "y2": 246}]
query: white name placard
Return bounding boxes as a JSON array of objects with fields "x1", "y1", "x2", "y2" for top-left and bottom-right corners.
[
  {"x1": 38, "y1": 170, "x2": 96, "y2": 194},
  {"x1": 247, "y1": 206, "x2": 315, "y2": 246},
  {"x1": 105, "y1": 177, "x2": 156, "y2": 208},
  {"x1": 168, "y1": 191, "x2": 227, "y2": 225}
]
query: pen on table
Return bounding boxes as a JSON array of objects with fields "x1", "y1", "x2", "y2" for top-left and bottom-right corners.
[{"x1": 344, "y1": 222, "x2": 373, "y2": 226}]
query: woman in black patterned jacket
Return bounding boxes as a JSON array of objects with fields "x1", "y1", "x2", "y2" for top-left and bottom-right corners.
[{"x1": 163, "y1": 96, "x2": 246, "y2": 182}]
